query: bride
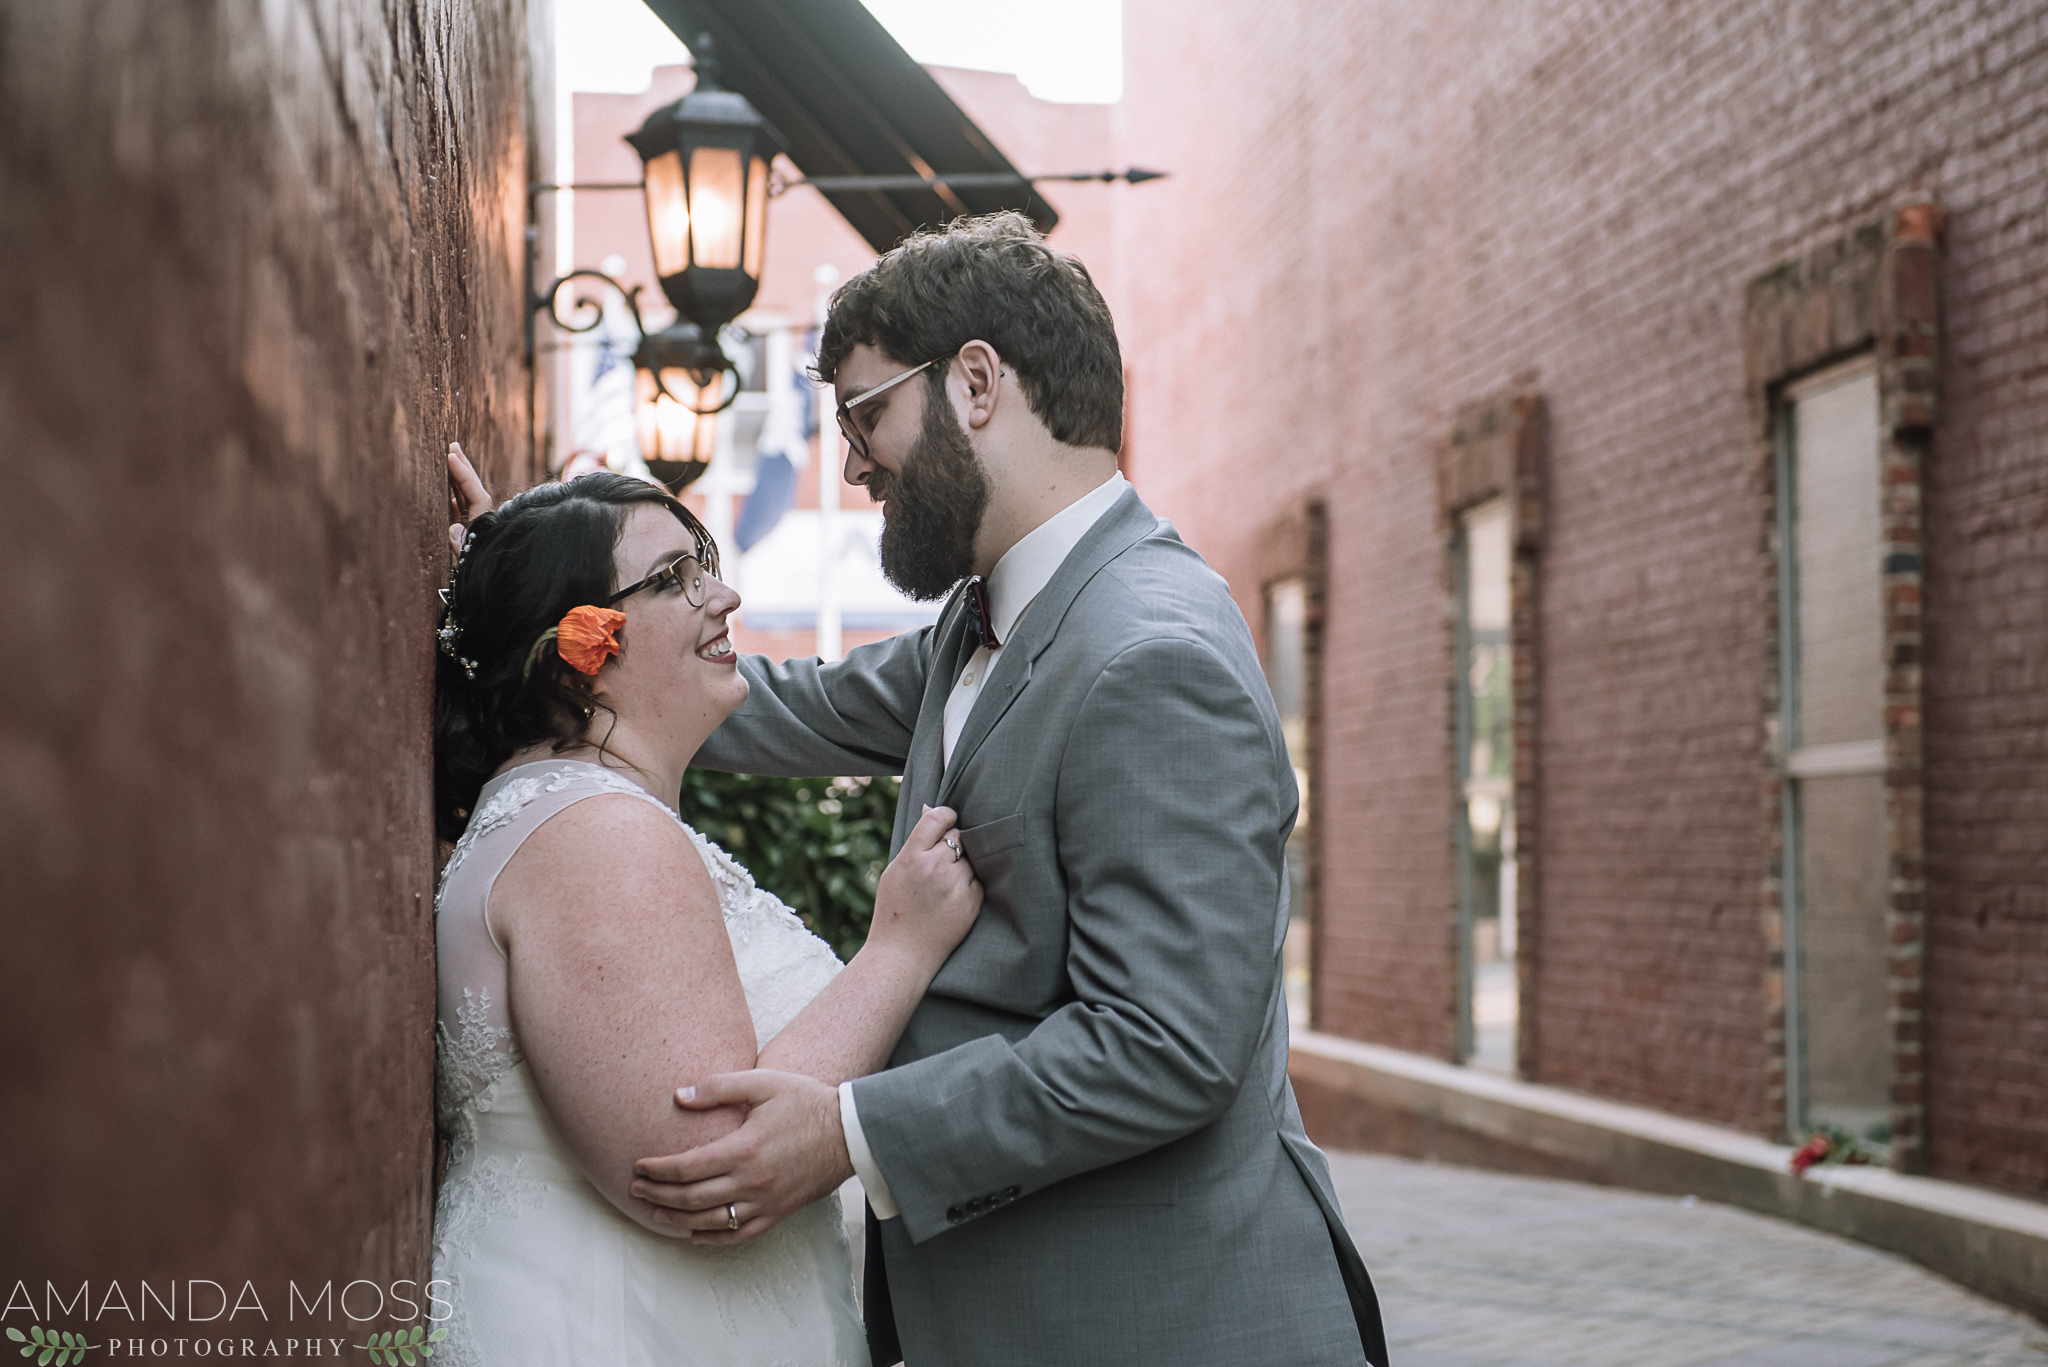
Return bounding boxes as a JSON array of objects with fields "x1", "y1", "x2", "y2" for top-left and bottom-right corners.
[{"x1": 429, "y1": 470, "x2": 979, "y2": 1365}]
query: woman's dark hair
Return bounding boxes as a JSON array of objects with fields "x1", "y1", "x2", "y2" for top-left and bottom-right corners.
[
  {"x1": 433, "y1": 472, "x2": 716, "y2": 842},
  {"x1": 814, "y1": 210, "x2": 1124, "y2": 452}
]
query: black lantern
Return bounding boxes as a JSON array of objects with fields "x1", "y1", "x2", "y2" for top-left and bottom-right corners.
[
  {"x1": 627, "y1": 35, "x2": 784, "y2": 360},
  {"x1": 532, "y1": 272, "x2": 734, "y2": 494},
  {"x1": 632, "y1": 321, "x2": 729, "y2": 492},
  {"x1": 527, "y1": 38, "x2": 1171, "y2": 481}
]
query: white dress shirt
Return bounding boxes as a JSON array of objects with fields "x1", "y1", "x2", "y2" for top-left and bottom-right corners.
[{"x1": 839, "y1": 470, "x2": 1130, "y2": 1219}]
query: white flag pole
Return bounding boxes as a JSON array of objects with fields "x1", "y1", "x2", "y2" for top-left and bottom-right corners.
[{"x1": 814, "y1": 263, "x2": 843, "y2": 662}]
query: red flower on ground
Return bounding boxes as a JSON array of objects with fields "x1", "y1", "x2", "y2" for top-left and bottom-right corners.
[{"x1": 1789, "y1": 1136, "x2": 1832, "y2": 1176}]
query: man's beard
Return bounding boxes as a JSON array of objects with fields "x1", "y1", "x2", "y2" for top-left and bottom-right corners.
[{"x1": 866, "y1": 384, "x2": 991, "y2": 601}]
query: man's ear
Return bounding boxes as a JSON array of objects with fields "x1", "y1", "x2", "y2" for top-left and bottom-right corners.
[{"x1": 955, "y1": 340, "x2": 1003, "y2": 431}]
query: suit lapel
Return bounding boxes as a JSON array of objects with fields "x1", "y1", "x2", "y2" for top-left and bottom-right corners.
[
  {"x1": 896, "y1": 586, "x2": 975, "y2": 848},
  {"x1": 934, "y1": 657, "x2": 1032, "y2": 808},
  {"x1": 935, "y1": 488, "x2": 1160, "y2": 805}
]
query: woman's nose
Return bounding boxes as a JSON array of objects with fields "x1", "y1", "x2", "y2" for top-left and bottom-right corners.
[{"x1": 707, "y1": 576, "x2": 741, "y2": 617}]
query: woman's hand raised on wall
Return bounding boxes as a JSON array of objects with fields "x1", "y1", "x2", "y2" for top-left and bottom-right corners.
[{"x1": 448, "y1": 442, "x2": 495, "y2": 554}]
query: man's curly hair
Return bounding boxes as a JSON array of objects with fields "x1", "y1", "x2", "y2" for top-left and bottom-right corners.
[{"x1": 814, "y1": 211, "x2": 1124, "y2": 452}]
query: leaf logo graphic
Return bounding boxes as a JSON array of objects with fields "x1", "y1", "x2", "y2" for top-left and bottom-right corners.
[
  {"x1": 355, "y1": 1326, "x2": 450, "y2": 1364},
  {"x1": 6, "y1": 1326, "x2": 100, "y2": 1365}
]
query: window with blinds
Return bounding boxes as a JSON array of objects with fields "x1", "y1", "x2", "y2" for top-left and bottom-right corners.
[{"x1": 1779, "y1": 357, "x2": 1892, "y2": 1146}]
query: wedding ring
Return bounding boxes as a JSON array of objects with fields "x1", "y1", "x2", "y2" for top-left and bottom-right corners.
[
  {"x1": 726, "y1": 1204, "x2": 739, "y2": 1231},
  {"x1": 945, "y1": 835, "x2": 963, "y2": 862}
]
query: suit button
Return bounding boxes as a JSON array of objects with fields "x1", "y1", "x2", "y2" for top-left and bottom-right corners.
[
  {"x1": 1001, "y1": 1187, "x2": 1020, "y2": 1201},
  {"x1": 946, "y1": 1205, "x2": 964, "y2": 1223},
  {"x1": 966, "y1": 1198, "x2": 986, "y2": 1216}
]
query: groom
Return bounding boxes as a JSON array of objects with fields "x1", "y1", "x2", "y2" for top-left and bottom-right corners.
[{"x1": 629, "y1": 213, "x2": 1383, "y2": 1366}]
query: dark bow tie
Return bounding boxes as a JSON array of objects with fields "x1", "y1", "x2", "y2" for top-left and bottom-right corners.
[{"x1": 963, "y1": 576, "x2": 1003, "y2": 651}]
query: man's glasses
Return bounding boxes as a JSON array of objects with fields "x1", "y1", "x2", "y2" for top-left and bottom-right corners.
[
  {"x1": 604, "y1": 547, "x2": 714, "y2": 609},
  {"x1": 835, "y1": 355, "x2": 943, "y2": 465}
]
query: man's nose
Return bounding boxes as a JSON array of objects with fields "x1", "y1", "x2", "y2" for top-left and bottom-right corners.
[{"x1": 843, "y1": 445, "x2": 874, "y2": 487}]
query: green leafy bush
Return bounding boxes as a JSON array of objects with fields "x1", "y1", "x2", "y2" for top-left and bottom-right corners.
[{"x1": 678, "y1": 771, "x2": 900, "y2": 961}]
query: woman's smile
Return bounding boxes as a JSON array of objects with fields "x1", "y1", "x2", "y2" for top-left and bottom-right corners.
[{"x1": 695, "y1": 630, "x2": 737, "y2": 664}]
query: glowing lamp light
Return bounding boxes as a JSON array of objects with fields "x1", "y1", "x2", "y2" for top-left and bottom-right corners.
[
  {"x1": 632, "y1": 323, "x2": 730, "y2": 493},
  {"x1": 627, "y1": 34, "x2": 782, "y2": 340}
]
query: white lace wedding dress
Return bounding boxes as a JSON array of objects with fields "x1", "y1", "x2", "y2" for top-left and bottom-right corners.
[{"x1": 431, "y1": 760, "x2": 868, "y2": 1366}]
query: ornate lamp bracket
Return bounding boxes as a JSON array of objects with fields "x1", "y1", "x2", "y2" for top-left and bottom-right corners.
[{"x1": 530, "y1": 259, "x2": 743, "y2": 417}]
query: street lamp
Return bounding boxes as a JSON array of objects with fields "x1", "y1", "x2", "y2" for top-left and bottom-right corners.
[
  {"x1": 532, "y1": 272, "x2": 734, "y2": 493},
  {"x1": 527, "y1": 35, "x2": 780, "y2": 490},
  {"x1": 626, "y1": 35, "x2": 784, "y2": 377},
  {"x1": 632, "y1": 322, "x2": 724, "y2": 491},
  {"x1": 526, "y1": 32, "x2": 1164, "y2": 484}
]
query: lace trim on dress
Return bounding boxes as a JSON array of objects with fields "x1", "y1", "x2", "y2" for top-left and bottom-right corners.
[
  {"x1": 682, "y1": 826, "x2": 770, "y2": 942},
  {"x1": 440, "y1": 759, "x2": 796, "y2": 949},
  {"x1": 428, "y1": 1309, "x2": 483, "y2": 1367},
  {"x1": 434, "y1": 1151, "x2": 548, "y2": 1262},
  {"x1": 433, "y1": 987, "x2": 549, "y2": 1255},
  {"x1": 435, "y1": 988, "x2": 515, "y2": 1152},
  {"x1": 439, "y1": 774, "x2": 543, "y2": 894},
  {"x1": 440, "y1": 761, "x2": 677, "y2": 892},
  {"x1": 432, "y1": 991, "x2": 546, "y2": 1367}
]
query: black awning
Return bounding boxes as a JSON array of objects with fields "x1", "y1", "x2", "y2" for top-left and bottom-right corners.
[{"x1": 638, "y1": 0, "x2": 1059, "y2": 253}]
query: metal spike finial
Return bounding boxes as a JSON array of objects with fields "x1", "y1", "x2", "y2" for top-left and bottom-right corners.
[{"x1": 691, "y1": 32, "x2": 722, "y2": 90}]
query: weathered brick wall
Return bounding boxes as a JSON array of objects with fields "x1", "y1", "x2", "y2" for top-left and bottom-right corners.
[
  {"x1": 1117, "y1": 0, "x2": 2048, "y2": 1191},
  {"x1": 0, "y1": 0, "x2": 534, "y2": 1295},
  {"x1": 1919, "y1": 53, "x2": 2048, "y2": 1192}
]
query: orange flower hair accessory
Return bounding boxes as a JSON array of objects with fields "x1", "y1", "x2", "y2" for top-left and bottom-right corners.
[
  {"x1": 555, "y1": 605, "x2": 627, "y2": 674},
  {"x1": 524, "y1": 605, "x2": 627, "y2": 679}
]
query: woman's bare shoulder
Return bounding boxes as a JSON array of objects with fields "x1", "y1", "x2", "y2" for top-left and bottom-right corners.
[{"x1": 492, "y1": 792, "x2": 717, "y2": 947}]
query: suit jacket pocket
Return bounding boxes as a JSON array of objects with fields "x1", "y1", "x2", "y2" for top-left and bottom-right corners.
[
  {"x1": 931, "y1": 809, "x2": 1044, "y2": 1002},
  {"x1": 957, "y1": 811, "x2": 1027, "y2": 861}
]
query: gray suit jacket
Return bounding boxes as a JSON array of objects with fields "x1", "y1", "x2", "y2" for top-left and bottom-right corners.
[{"x1": 696, "y1": 488, "x2": 1386, "y2": 1367}]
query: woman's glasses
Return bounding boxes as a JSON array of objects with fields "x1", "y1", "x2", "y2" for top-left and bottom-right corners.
[{"x1": 604, "y1": 548, "x2": 712, "y2": 608}]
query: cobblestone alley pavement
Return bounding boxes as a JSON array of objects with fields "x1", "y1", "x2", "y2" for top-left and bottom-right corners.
[{"x1": 1329, "y1": 1151, "x2": 2048, "y2": 1367}]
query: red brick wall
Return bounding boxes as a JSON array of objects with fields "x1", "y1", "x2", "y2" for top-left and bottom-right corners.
[
  {"x1": 1116, "y1": 0, "x2": 2048, "y2": 1190},
  {"x1": 1, "y1": 0, "x2": 534, "y2": 1300},
  {"x1": 1918, "y1": 65, "x2": 2048, "y2": 1192}
]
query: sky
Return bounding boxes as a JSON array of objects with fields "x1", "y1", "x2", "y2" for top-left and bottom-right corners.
[{"x1": 555, "y1": 0, "x2": 1122, "y2": 103}]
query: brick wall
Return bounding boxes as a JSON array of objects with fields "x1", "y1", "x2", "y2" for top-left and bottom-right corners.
[
  {"x1": 0, "y1": 0, "x2": 535, "y2": 1294},
  {"x1": 1116, "y1": 0, "x2": 2048, "y2": 1192},
  {"x1": 1919, "y1": 72, "x2": 2048, "y2": 1194}
]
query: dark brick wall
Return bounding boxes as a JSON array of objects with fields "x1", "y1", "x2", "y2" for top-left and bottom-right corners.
[
  {"x1": 1920, "y1": 139, "x2": 2048, "y2": 1191},
  {"x1": 1115, "y1": 0, "x2": 2048, "y2": 1193},
  {"x1": 0, "y1": 0, "x2": 534, "y2": 1292}
]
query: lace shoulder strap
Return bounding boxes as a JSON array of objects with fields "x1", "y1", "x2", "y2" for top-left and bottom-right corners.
[
  {"x1": 439, "y1": 761, "x2": 680, "y2": 896},
  {"x1": 677, "y1": 821, "x2": 761, "y2": 904}
]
